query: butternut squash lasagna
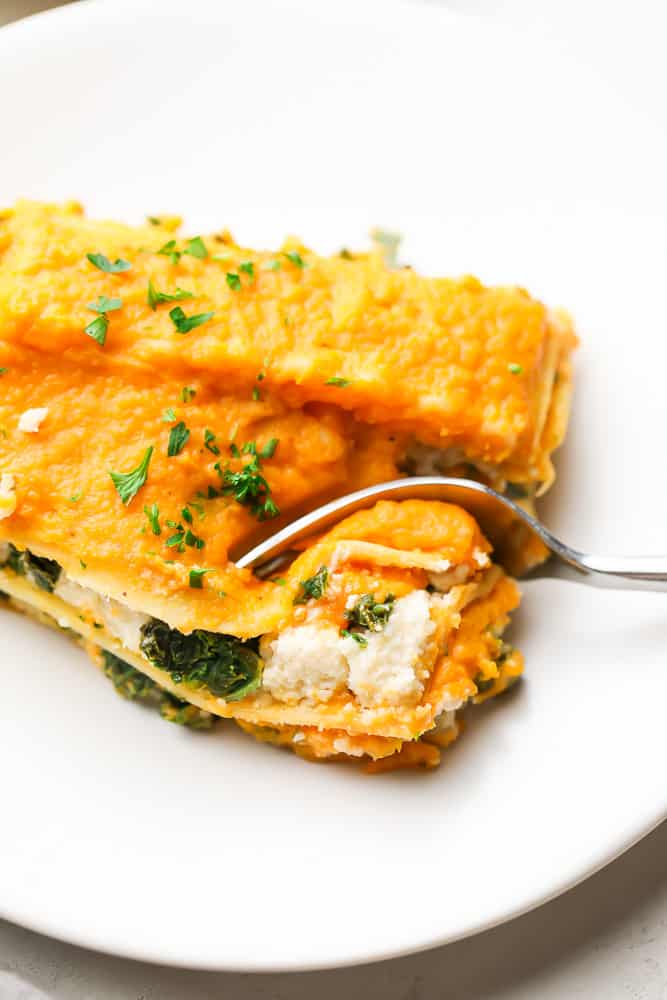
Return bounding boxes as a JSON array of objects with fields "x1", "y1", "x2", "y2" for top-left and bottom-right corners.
[{"x1": 0, "y1": 201, "x2": 576, "y2": 769}]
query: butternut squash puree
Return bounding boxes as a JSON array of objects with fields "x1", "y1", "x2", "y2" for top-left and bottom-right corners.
[{"x1": 0, "y1": 201, "x2": 576, "y2": 483}]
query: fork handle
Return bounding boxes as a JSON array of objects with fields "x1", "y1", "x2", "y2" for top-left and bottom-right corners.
[{"x1": 537, "y1": 551, "x2": 667, "y2": 592}]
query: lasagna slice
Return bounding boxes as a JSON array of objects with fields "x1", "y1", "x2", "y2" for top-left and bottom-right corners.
[{"x1": 0, "y1": 500, "x2": 521, "y2": 768}]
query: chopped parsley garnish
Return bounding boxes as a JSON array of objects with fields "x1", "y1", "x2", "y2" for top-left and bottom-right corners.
[
  {"x1": 86, "y1": 295, "x2": 122, "y2": 314},
  {"x1": 157, "y1": 239, "x2": 181, "y2": 265},
  {"x1": 204, "y1": 429, "x2": 220, "y2": 455},
  {"x1": 508, "y1": 363, "x2": 523, "y2": 375},
  {"x1": 325, "y1": 377, "x2": 350, "y2": 387},
  {"x1": 256, "y1": 372, "x2": 265, "y2": 381},
  {"x1": 165, "y1": 519, "x2": 204, "y2": 552},
  {"x1": 184, "y1": 236, "x2": 208, "y2": 260},
  {"x1": 147, "y1": 280, "x2": 194, "y2": 310},
  {"x1": 293, "y1": 565, "x2": 328, "y2": 605},
  {"x1": 0, "y1": 368, "x2": 7, "y2": 376},
  {"x1": 69, "y1": 493, "x2": 81, "y2": 503},
  {"x1": 84, "y1": 314, "x2": 109, "y2": 346},
  {"x1": 144, "y1": 503, "x2": 161, "y2": 535},
  {"x1": 340, "y1": 628, "x2": 368, "y2": 647},
  {"x1": 109, "y1": 446, "x2": 153, "y2": 505},
  {"x1": 79, "y1": 559, "x2": 87, "y2": 570},
  {"x1": 252, "y1": 387, "x2": 261, "y2": 401},
  {"x1": 344, "y1": 593, "x2": 395, "y2": 633},
  {"x1": 226, "y1": 272, "x2": 241, "y2": 291},
  {"x1": 271, "y1": 577, "x2": 286, "y2": 586},
  {"x1": 86, "y1": 252, "x2": 131, "y2": 274},
  {"x1": 162, "y1": 407, "x2": 177, "y2": 423},
  {"x1": 169, "y1": 306, "x2": 214, "y2": 334},
  {"x1": 189, "y1": 567, "x2": 211, "y2": 589},
  {"x1": 180, "y1": 386, "x2": 196, "y2": 402},
  {"x1": 147, "y1": 216, "x2": 162, "y2": 226},
  {"x1": 264, "y1": 259, "x2": 281, "y2": 271},
  {"x1": 239, "y1": 261, "x2": 255, "y2": 280},
  {"x1": 167, "y1": 421, "x2": 190, "y2": 457},
  {"x1": 284, "y1": 250, "x2": 305, "y2": 269},
  {"x1": 260, "y1": 437, "x2": 278, "y2": 459},
  {"x1": 216, "y1": 439, "x2": 279, "y2": 521}
]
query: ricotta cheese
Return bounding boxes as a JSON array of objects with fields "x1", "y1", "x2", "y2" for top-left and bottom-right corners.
[
  {"x1": 262, "y1": 623, "x2": 349, "y2": 704},
  {"x1": 343, "y1": 590, "x2": 436, "y2": 707},
  {"x1": 53, "y1": 576, "x2": 148, "y2": 652},
  {"x1": 0, "y1": 474, "x2": 17, "y2": 520},
  {"x1": 18, "y1": 407, "x2": 49, "y2": 433}
]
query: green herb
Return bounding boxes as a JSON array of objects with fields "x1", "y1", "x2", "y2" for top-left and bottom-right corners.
[
  {"x1": 339, "y1": 248, "x2": 354, "y2": 260},
  {"x1": 109, "y1": 446, "x2": 153, "y2": 505},
  {"x1": 345, "y1": 592, "x2": 395, "y2": 633},
  {"x1": 147, "y1": 280, "x2": 194, "y2": 310},
  {"x1": 157, "y1": 239, "x2": 181, "y2": 265},
  {"x1": 340, "y1": 628, "x2": 368, "y2": 647},
  {"x1": 69, "y1": 493, "x2": 81, "y2": 503},
  {"x1": 474, "y1": 671, "x2": 495, "y2": 693},
  {"x1": 184, "y1": 236, "x2": 208, "y2": 260},
  {"x1": 264, "y1": 259, "x2": 281, "y2": 271},
  {"x1": 147, "y1": 216, "x2": 162, "y2": 226},
  {"x1": 144, "y1": 503, "x2": 161, "y2": 535},
  {"x1": 226, "y1": 272, "x2": 241, "y2": 291},
  {"x1": 508, "y1": 363, "x2": 523, "y2": 375},
  {"x1": 370, "y1": 228, "x2": 401, "y2": 268},
  {"x1": 0, "y1": 368, "x2": 7, "y2": 376},
  {"x1": 79, "y1": 559, "x2": 87, "y2": 570},
  {"x1": 187, "y1": 498, "x2": 206, "y2": 519},
  {"x1": 86, "y1": 252, "x2": 131, "y2": 274},
  {"x1": 239, "y1": 261, "x2": 255, "y2": 280},
  {"x1": 204, "y1": 429, "x2": 220, "y2": 455},
  {"x1": 270, "y1": 577, "x2": 286, "y2": 586},
  {"x1": 159, "y1": 697, "x2": 213, "y2": 728},
  {"x1": 180, "y1": 386, "x2": 196, "y2": 402},
  {"x1": 169, "y1": 306, "x2": 214, "y2": 334},
  {"x1": 181, "y1": 506, "x2": 193, "y2": 524},
  {"x1": 86, "y1": 295, "x2": 122, "y2": 314},
  {"x1": 216, "y1": 439, "x2": 279, "y2": 521},
  {"x1": 102, "y1": 649, "x2": 156, "y2": 700},
  {"x1": 162, "y1": 407, "x2": 177, "y2": 423},
  {"x1": 260, "y1": 437, "x2": 279, "y2": 459},
  {"x1": 140, "y1": 618, "x2": 262, "y2": 701},
  {"x1": 256, "y1": 372, "x2": 265, "y2": 381},
  {"x1": 293, "y1": 565, "x2": 328, "y2": 605},
  {"x1": 252, "y1": 387, "x2": 261, "y2": 401},
  {"x1": 189, "y1": 567, "x2": 211, "y2": 589},
  {"x1": 165, "y1": 519, "x2": 204, "y2": 552},
  {"x1": 325, "y1": 377, "x2": 350, "y2": 387},
  {"x1": 84, "y1": 314, "x2": 109, "y2": 345},
  {"x1": 284, "y1": 250, "x2": 305, "y2": 269},
  {"x1": 167, "y1": 421, "x2": 190, "y2": 457}
]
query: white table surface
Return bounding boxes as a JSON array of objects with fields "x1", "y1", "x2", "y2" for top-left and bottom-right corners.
[{"x1": 2, "y1": 1, "x2": 667, "y2": 997}]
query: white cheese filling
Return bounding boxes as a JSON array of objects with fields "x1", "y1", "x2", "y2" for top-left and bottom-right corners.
[
  {"x1": 262, "y1": 590, "x2": 438, "y2": 708},
  {"x1": 18, "y1": 407, "x2": 49, "y2": 433},
  {"x1": 53, "y1": 575, "x2": 149, "y2": 653}
]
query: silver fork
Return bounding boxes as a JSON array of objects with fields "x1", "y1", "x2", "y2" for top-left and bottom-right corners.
[{"x1": 236, "y1": 476, "x2": 667, "y2": 591}]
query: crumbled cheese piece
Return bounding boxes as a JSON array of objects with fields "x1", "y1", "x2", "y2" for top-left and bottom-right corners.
[
  {"x1": 262, "y1": 623, "x2": 349, "y2": 704},
  {"x1": 332, "y1": 736, "x2": 366, "y2": 757},
  {"x1": 18, "y1": 407, "x2": 49, "y2": 433},
  {"x1": 0, "y1": 474, "x2": 17, "y2": 520},
  {"x1": 473, "y1": 547, "x2": 490, "y2": 568},
  {"x1": 343, "y1": 590, "x2": 435, "y2": 707},
  {"x1": 292, "y1": 732, "x2": 306, "y2": 743},
  {"x1": 53, "y1": 575, "x2": 147, "y2": 652}
]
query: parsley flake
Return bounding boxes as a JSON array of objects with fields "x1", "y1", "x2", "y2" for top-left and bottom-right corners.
[
  {"x1": 147, "y1": 280, "x2": 194, "y2": 310},
  {"x1": 252, "y1": 387, "x2": 261, "y2": 401},
  {"x1": 239, "y1": 261, "x2": 255, "y2": 280},
  {"x1": 79, "y1": 559, "x2": 87, "y2": 570},
  {"x1": 184, "y1": 236, "x2": 208, "y2": 260},
  {"x1": 325, "y1": 377, "x2": 350, "y2": 387},
  {"x1": 0, "y1": 368, "x2": 7, "y2": 376},
  {"x1": 294, "y1": 566, "x2": 328, "y2": 605},
  {"x1": 86, "y1": 252, "x2": 131, "y2": 274},
  {"x1": 204, "y1": 429, "x2": 220, "y2": 455},
  {"x1": 508, "y1": 363, "x2": 523, "y2": 375},
  {"x1": 86, "y1": 295, "x2": 122, "y2": 314},
  {"x1": 284, "y1": 250, "x2": 305, "y2": 269},
  {"x1": 109, "y1": 446, "x2": 153, "y2": 505},
  {"x1": 167, "y1": 421, "x2": 190, "y2": 457},
  {"x1": 264, "y1": 259, "x2": 281, "y2": 271},
  {"x1": 84, "y1": 314, "x2": 109, "y2": 345},
  {"x1": 226, "y1": 272, "x2": 241, "y2": 291},
  {"x1": 180, "y1": 386, "x2": 196, "y2": 402},
  {"x1": 169, "y1": 306, "x2": 214, "y2": 334},
  {"x1": 189, "y1": 567, "x2": 211, "y2": 589},
  {"x1": 162, "y1": 407, "x2": 177, "y2": 423},
  {"x1": 216, "y1": 439, "x2": 279, "y2": 521},
  {"x1": 260, "y1": 437, "x2": 279, "y2": 459},
  {"x1": 144, "y1": 503, "x2": 161, "y2": 535},
  {"x1": 340, "y1": 628, "x2": 368, "y2": 647},
  {"x1": 69, "y1": 493, "x2": 81, "y2": 503},
  {"x1": 157, "y1": 240, "x2": 181, "y2": 265}
]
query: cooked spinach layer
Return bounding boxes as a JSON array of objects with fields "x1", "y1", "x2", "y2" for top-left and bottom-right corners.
[
  {"x1": 139, "y1": 619, "x2": 262, "y2": 702},
  {"x1": 1, "y1": 544, "x2": 61, "y2": 592},
  {"x1": 101, "y1": 649, "x2": 214, "y2": 729}
]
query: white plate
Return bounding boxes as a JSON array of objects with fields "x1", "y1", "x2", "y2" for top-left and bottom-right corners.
[{"x1": 2, "y1": 0, "x2": 667, "y2": 973}]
